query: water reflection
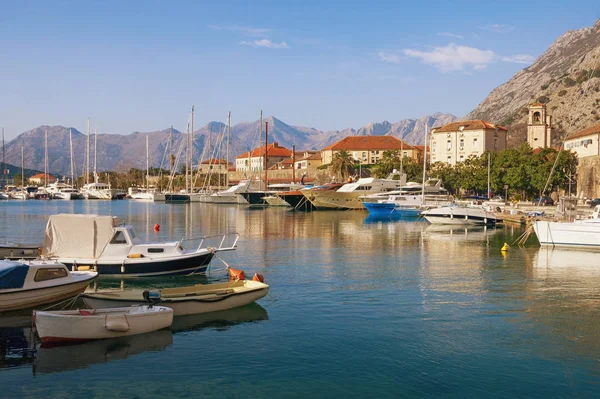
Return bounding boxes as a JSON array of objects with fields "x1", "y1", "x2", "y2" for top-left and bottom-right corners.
[{"x1": 171, "y1": 303, "x2": 268, "y2": 332}]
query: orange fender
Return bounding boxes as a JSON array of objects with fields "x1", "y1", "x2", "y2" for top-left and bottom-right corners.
[
  {"x1": 252, "y1": 273, "x2": 265, "y2": 283},
  {"x1": 228, "y1": 268, "x2": 246, "y2": 281}
]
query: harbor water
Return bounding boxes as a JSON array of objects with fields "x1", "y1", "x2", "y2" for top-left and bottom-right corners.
[{"x1": 1, "y1": 201, "x2": 600, "y2": 397}]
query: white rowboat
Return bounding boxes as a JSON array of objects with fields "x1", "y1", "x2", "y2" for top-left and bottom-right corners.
[{"x1": 34, "y1": 305, "x2": 173, "y2": 343}]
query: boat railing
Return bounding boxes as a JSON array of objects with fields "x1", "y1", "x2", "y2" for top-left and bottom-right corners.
[{"x1": 178, "y1": 232, "x2": 240, "y2": 253}]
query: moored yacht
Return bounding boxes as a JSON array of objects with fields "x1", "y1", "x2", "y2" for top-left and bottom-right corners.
[
  {"x1": 211, "y1": 180, "x2": 263, "y2": 204},
  {"x1": 533, "y1": 205, "x2": 600, "y2": 249},
  {"x1": 47, "y1": 181, "x2": 82, "y2": 200},
  {"x1": 421, "y1": 204, "x2": 497, "y2": 225}
]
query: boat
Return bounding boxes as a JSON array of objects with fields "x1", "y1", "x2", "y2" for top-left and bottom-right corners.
[
  {"x1": 210, "y1": 180, "x2": 262, "y2": 204},
  {"x1": 47, "y1": 181, "x2": 82, "y2": 200},
  {"x1": 81, "y1": 181, "x2": 118, "y2": 200},
  {"x1": 0, "y1": 260, "x2": 97, "y2": 312},
  {"x1": 34, "y1": 305, "x2": 173, "y2": 343},
  {"x1": 245, "y1": 183, "x2": 306, "y2": 207},
  {"x1": 533, "y1": 205, "x2": 600, "y2": 249},
  {"x1": 0, "y1": 192, "x2": 8, "y2": 200},
  {"x1": 0, "y1": 242, "x2": 41, "y2": 259},
  {"x1": 304, "y1": 171, "x2": 405, "y2": 210},
  {"x1": 165, "y1": 193, "x2": 190, "y2": 203},
  {"x1": 81, "y1": 279, "x2": 270, "y2": 316},
  {"x1": 130, "y1": 135, "x2": 155, "y2": 201},
  {"x1": 41, "y1": 214, "x2": 239, "y2": 277},
  {"x1": 421, "y1": 204, "x2": 497, "y2": 225}
]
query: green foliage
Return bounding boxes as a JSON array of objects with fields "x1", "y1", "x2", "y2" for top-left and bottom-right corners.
[
  {"x1": 576, "y1": 70, "x2": 590, "y2": 84},
  {"x1": 558, "y1": 89, "x2": 567, "y2": 97},
  {"x1": 537, "y1": 95, "x2": 550, "y2": 104},
  {"x1": 563, "y1": 77, "x2": 577, "y2": 87},
  {"x1": 330, "y1": 150, "x2": 356, "y2": 180}
]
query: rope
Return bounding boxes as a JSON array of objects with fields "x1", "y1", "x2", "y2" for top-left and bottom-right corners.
[{"x1": 38, "y1": 294, "x2": 80, "y2": 311}]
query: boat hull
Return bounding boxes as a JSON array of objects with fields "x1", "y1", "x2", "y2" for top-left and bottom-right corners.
[
  {"x1": 263, "y1": 195, "x2": 290, "y2": 207},
  {"x1": 211, "y1": 194, "x2": 248, "y2": 204},
  {"x1": 533, "y1": 220, "x2": 600, "y2": 248},
  {"x1": 306, "y1": 191, "x2": 367, "y2": 210},
  {"x1": 422, "y1": 206, "x2": 496, "y2": 226},
  {"x1": 82, "y1": 283, "x2": 270, "y2": 316},
  {"x1": 165, "y1": 194, "x2": 190, "y2": 203},
  {"x1": 239, "y1": 192, "x2": 268, "y2": 205},
  {"x1": 0, "y1": 277, "x2": 96, "y2": 313},
  {"x1": 58, "y1": 251, "x2": 215, "y2": 277},
  {"x1": 34, "y1": 306, "x2": 173, "y2": 342}
]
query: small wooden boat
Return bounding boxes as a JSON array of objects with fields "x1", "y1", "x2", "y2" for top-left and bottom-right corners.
[
  {"x1": 81, "y1": 279, "x2": 269, "y2": 316},
  {"x1": 34, "y1": 305, "x2": 173, "y2": 343},
  {"x1": 0, "y1": 260, "x2": 97, "y2": 313}
]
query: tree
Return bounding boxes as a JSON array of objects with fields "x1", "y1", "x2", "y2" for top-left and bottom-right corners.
[{"x1": 330, "y1": 150, "x2": 355, "y2": 180}]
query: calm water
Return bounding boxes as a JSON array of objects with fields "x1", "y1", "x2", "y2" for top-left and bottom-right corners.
[{"x1": 1, "y1": 201, "x2": 600, "y2": 397}]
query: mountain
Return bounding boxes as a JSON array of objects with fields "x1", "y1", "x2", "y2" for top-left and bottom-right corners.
[
  {"x1": 467, "y1": 19, "x2": 600, "y2": 145},
  {"x1": 4, "y1": 113, "x2": 456, "y2": 176}
]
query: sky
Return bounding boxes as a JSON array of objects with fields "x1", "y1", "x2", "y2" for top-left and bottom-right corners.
[{"x1": 1, "y1": 0, "x2": 599, "y2": 140}]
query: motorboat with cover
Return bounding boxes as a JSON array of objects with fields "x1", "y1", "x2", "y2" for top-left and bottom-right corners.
[
  {"x1": 533, "y1": 205, "x2": 600, "y2": 249},
  {"x1": 34, "y1": 305, "x2": 173, "y2": 343},
  {"x1": 304, "y1": 171, "x2": 406, "y2": 210},
  {"x1": 81, "y1": 279, "x2": 270, "y2": 316},
  {"x1": 0, "y1": 260, "x2": 97, "y2": 312},
  {"x1": 421, "y1": 204, "x2": 497, "y2": 225},
  {"x1": 40, "y1": 214, "x2": 239, "y2": 277}
]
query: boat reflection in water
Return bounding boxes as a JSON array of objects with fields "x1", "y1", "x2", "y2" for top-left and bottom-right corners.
[
  {"x1": 33, "y1": 328, "x2": 173, "y2": 375},
  {"x1": 171, "y1": 302, "x2": 268, "y2": 333},
  {"x1": 0, "y1": 315, "x2": 35, "y2": 371}
]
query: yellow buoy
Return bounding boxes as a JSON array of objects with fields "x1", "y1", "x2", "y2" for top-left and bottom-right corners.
[{"x1": 501, "y1": 243, "x2": 509, "y2": 252}]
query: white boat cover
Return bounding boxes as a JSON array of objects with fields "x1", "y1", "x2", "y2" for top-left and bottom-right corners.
[{"x1": 42, "y1": 214, "x2": 118, "y2": 259}]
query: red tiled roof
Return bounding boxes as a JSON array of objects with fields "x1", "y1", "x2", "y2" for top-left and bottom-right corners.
[
  {"x1": 322, "y1": 136, "x2": 414, "y2": 151},
  {"x1": 432, "y1": 120, "x2": 508, "y2": 133},
  {"x1": 30, "y1": 173, "x2": 54, "y2": 179},
  {"x1": 565, "y1": 123, "x2": 600, "y2": 141},
  {"x1": 236, "y1": 142, "x2": 292, "y2": 159},
  {"x1": 530, "y1": 103, "x2": 545, "y2": 107},
  {"x1": 412, "y1": 145, "x2": 429, "y2": 152},
  {"x1": 297, "y1": 152, "x2": 322, "y2": 161}
]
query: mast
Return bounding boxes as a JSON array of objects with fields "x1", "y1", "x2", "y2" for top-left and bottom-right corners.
[
  {"x1": 400, "y1": 138, "x2": 403, "y2": 176},
  {"x1": 292, "y1": 144, "x2": 296, "y2": 183},
  {"x1": 21, "y1": 146, "x2": 24, "y2": 188},
  {"x1": 227, "y1": 111, "x2": 231, "y2": 187},
  {"x1": 1, "y1": 127, "x2": 4, "y2": 188},
  {"x1": 86, "y1": 118, "x2": 90, "y2": 185},
  {"x1": 146, "y1": 134, "x2": 150, "y2": 191},
  {"x1": 190, "y1": 105, "x2": 194, "y2": 193},
  {"x1": 421, "y1": 122, "x2": 428, "y2": 204},
  {"x1": 259, "y1": 110, "x2": 263, "y2": 189},
  {"x1": 487, "y1": 152, "x2": 491, "y2": 199},
  {"x1": 69, "y1": 129, "x2": 75, "y2": 186},
  {"x1": 264, "y1": 121, "x2": 268, "y2": 189},
  {"x1": 44, "y1": 129, "x2": 48, "y2": 188},
  {"x1": 94, "y1": 127, "x2": 98, "y2": 183}
]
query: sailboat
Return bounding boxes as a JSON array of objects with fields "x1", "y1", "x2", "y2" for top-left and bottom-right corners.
[
  {"x1": 11, "y1": 147, "x2": 28, "y2": 200},
  {"x1": 81, "y1": 125, "x2": 119, "y2": 200},
  {"x1": 131, "y1": 135, "x2": 155, "y2": 200},
  {"x1": 0, "y1": 128, "x2": 7, "y2": 199},
  {"x1": 47, "y1": 129, "x2": 83, "y2": 200},
  {"x1": 165, "y1": 107, "x2": 193, "y2": 204}
]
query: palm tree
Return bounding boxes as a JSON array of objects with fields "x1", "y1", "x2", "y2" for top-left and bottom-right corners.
[{"x1": 330, "y1": 150, "x2": 355, "y2": 181}]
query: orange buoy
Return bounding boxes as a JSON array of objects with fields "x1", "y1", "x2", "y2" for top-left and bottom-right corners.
[
  {"x1": 252, "y1": 273, "x2": 265, "y2": 283},
  {"x1": 154, "y1": 224, "x2": 160, "y2": 232},
  {"x1": 228, "y1": 267, "x2": 246, "y2": 281}
]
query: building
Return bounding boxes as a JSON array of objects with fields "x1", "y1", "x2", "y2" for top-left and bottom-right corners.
[
  {"x1": 321, "y1": 136, "x2": 417, "y2": 165},
  {"x1": 564, "y1": 123, "x2": 600, "y2": 158},
  {"x1": 294, "y1": 151, "x2": 323, "y2": 174},
  {"x1": 28, "y1": 173, "x2": 57, "y2": 185},
  {"x1": 430, "y1": 120, "x2": 508, "y2": 165},
  {"x1": 235, "y1": 142, "x2": 293, "y2": 172},
  {"x1": 198, "y1": 158, "x2": 233, "y2": 174},
  {"x1": 527, "y1": 103, "x2": 552, "y2": 149}
]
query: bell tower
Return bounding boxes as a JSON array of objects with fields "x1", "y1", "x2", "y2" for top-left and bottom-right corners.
[{"x1": 527, "y1": 103, "x2": 552, "y2": 149}]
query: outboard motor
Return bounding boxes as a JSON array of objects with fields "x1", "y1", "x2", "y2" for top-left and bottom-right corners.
[{"x1": 142, "y1": 290, "x2": 162, "y2": 308}]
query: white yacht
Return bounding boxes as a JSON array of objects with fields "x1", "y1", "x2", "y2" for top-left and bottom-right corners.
[
  {"x1": 262, "y1": 183, "x2": 306, "y2": 207},
  {"x1": 421, "y1": 204, "x2": 497, "y2": 225},
  {"x1": 129, "y1": 187, "x2": 156, "y2": 201},
  {"x1": 47, "y1": 181, "x2": 82, "y2": 200},
  {"x1": 210, "y1": 180, "x2": 263, "y2": 204},
  {"x1": 533, "y1": 205, "x2": 600, "y2": 249}
]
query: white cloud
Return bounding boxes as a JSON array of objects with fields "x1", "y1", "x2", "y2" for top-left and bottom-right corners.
[
  {"x1": 403, "y1": 43, "x2": 496, "y2": 72},
  {"x1": 377, "y1": 52, "x2": 402, "y2": 64},
  {"x1": 208, "y1": 24, "x2": 271, "y2": 36},
  {"x1": 502, "y1": 54, "x2": 535, "y2": 64},
  {"x1": 438, "y1": 32, "x2": 464, "y2": 39},
  {"x1": 481, "y1": 24, "x2": 514, "y2": 33},
  {"x1": 240, "y1": 39, "x2": 290, "y2": 49}
]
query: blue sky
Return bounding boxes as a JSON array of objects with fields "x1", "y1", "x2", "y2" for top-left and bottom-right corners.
[{"x1": 1, "y1": 0, "x2": 599, "y2": 139}]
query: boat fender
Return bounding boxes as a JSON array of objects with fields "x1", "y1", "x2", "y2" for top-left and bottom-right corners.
[
  {"x1": 78, "y1": 265, "x2": 91, "y2": 271},
  {"x1": 154, "y1": 224, "x2": 160, "y2": 232},
  {"x1": 228, "y1": 267, "x2": 246, "y2": 281},
  {"x1": 105, "y1": 320, "x2": 130, "y2": 332},
  {"x1": 252, "y1": 273, "x2": 265, "y2": 283},
  {"x1": 127, "y1": 253, "x2": 144, "y2": 259}
]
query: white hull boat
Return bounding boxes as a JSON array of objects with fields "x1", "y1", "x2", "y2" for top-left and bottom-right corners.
[
  {"x1": 263, "y1": 195, "x2": 291, "y2": 207},
  {"x1": 0, "y1": 260, "x2": 97, "y2": 313},
  {"x1": 152, "y1": 192, "x2": 166, "y2": 201},
  {"x1": 533, "y1": 205, "x2": 600, "y2": 249},
  {"x1": 81, "y1": 279, "x2": 269, "y2": 316},
  {"x1": 130, "y1": 192, "x2": 154, "y2": 201},
  {"x1": 421, "y1": 205, "x2": 496, "y2": 225},
  {"x1": 34, "y1": 305, "x2": 173, "y2": 343}
]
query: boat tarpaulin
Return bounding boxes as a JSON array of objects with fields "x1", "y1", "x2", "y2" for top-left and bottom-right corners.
[
  {"x1": 0, "y1": 261, "x2": 29, "y2": 289},
  {"x1": 42, "y1": 214, "x2": 118, "y2": 259}
]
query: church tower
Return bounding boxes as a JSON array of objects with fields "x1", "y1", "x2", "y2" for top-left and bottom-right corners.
[{"x1": 527, "y1": 103, "x2": 552, "y2": 149}]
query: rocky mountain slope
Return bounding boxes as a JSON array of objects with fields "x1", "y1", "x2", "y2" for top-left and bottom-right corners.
[
  {"x1": 467, "y1": 18, "x2": 600, "y2": 145},
  {"x1": 4, "y1": 113, "x2": 456, "y2": 176}
]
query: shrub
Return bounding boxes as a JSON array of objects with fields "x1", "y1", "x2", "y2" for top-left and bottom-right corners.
[
  {"x1": 537, "y1": 95, "x2": 550, "y2": 104},
  {"x1": 564, "y1": 77, "x2": 577, "y2": 87},
  {"x1": 558, "y1": 90, "x2": 567, "y2": 97}
]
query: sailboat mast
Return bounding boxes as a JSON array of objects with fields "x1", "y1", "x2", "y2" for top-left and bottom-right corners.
[
  {"x1": 400, "y1": 138, "x2": 404, "y2": 176},
  {"x1": 227, "y1": 111, "x2": 231, "y2": 187},
  {"x1": 44, "y1": 129, "x2": 48, "y2": 188},
  {"x1": 259, "y1": 110, "x2": 263, "y2": 189},
  {"x1": 190, "y1": 105, "x2": 194, "y2": 193},
  {"x1": 69, "y1": 129, "x2": 74, "y2": 185},
  {"x1": 169, "y1": 125, "x2": 173, "y2": 170},
  {"x1": 86, "y1": 118, "x2": 90, "y2": 185},
  {"x1": 1, "y1": 127, "x2": 4, "y2": 188},
  {"x1": 487, "y1": 152, "x2": 491, "y2": 199},
  {"x1": 94, "y1": 127, "x2": 98, "y2": 182},
  {"x1": 292, "y1": 144, "x2": 296, "y2": 183},
  {"x1": 21, "y1": 146, "x2": 24, "y2": 188},
  {"x1": 421, "y1": 122, "x2": 428, "y2": 203},
  {"x1": 146, "y1": 134, "x2": 149, "y2": 191},
  {"x1": 264, "y1": 121, "x2": 268, "y2": 189}
]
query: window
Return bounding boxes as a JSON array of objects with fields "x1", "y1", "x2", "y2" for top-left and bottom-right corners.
[
  {"x1": 432, "y1": 141, "x2": 436, "y2": 152},
  {"x1": 473, "y1": 138, "x2": 478, "y2": 147},
  {"x1": 148, "y1": 248, "x2": 165, "y2": 253},
  {"x1": 447, "y1": 155, "x2": 452, "y2": 162},
  {"x1": 446, "y1": 140, "x2": 452, "y2": 151},
  {"x1": 494, "y1": 138, "x2": 498, "y2": 150},
  {"x1": 110, "y1": 231, "x2": 128, "y2": 244},
  {"x1": 34, "y1": 267, "x2": 68, "y2": 282},
  {"x1": 459, "y1": 155, "x2": 464, "y2": 161},
  {"x1": 459, "y1": 138, "x2": 464, "y2": 148},
  {"x1": 403, "y1": 151, "x2": 408, "y2": 157}
]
